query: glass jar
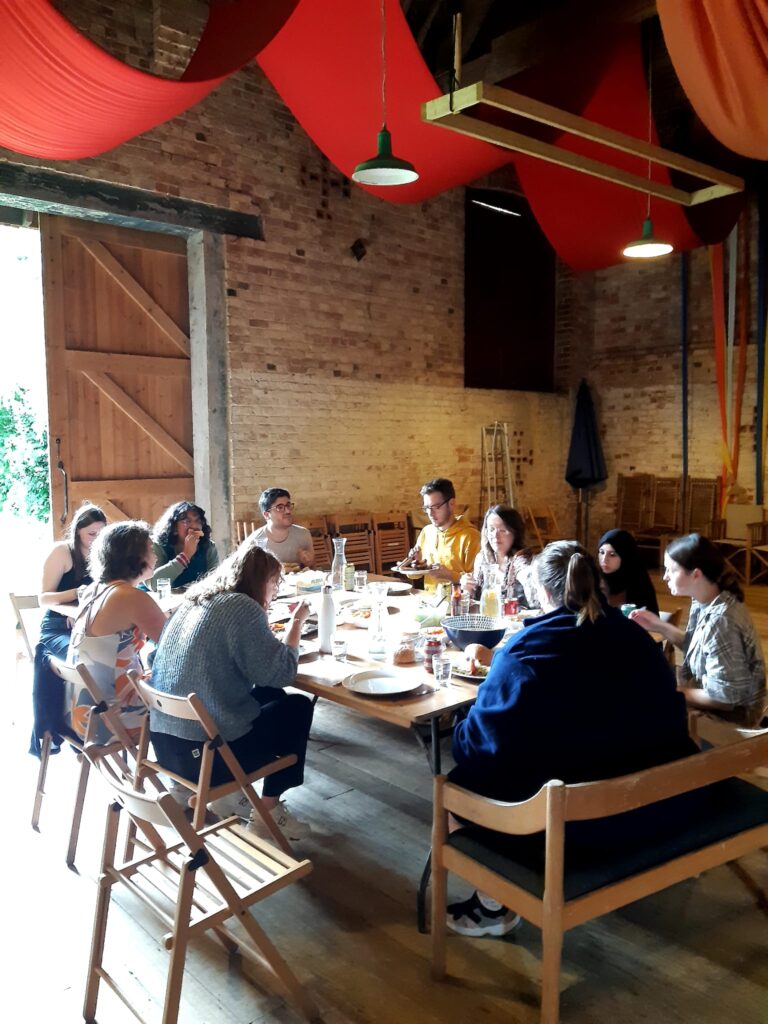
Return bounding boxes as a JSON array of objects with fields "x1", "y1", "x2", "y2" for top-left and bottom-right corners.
[{"x1": 423, "y1": 637, "x2": 443, "y2": 674}]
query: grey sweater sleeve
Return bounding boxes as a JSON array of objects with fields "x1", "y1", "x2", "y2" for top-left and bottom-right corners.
[{"x1": 230, "y1": 598, "x2": 300, "y2": 690}]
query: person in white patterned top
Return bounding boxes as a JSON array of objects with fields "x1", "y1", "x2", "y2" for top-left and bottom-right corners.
[{"x1": 631, "y1": 533, "x2": 767, "y2": 725}]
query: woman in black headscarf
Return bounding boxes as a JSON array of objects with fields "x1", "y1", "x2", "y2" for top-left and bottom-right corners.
[{"x1": 597, "y1": 528, "x2": 659, "y2": 615}]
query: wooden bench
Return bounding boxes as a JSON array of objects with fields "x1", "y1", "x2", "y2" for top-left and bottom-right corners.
[{"x1": 431, "y1": 732, "x2": 768, "y2": 1023}]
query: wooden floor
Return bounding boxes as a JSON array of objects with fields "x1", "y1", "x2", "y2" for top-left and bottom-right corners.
[{"x1": 4, "y1": 587, "x2": 768, "y2": 1024}]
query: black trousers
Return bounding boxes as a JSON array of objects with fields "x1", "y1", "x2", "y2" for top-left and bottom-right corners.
[{"x1": 149, "y1": 689, "x2": 313, "y2": 798}]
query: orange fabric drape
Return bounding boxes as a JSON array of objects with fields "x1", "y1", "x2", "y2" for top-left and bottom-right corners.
[{"x1": 658, "y1": 0, "x2": 768, "y2": 159}]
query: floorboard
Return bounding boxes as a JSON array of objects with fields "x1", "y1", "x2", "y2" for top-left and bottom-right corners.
[{"x1": 4, "y1": 601, "x2": 768, "y2": 1024}]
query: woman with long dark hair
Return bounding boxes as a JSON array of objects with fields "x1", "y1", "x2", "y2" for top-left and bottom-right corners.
[
  {"x1": 597, "y1": 528, "x2": 659, "y2": 615},
  {"x1": 460, "y1": 504, "x2": 528, "y2": 605},
  {"x1": 30, "y1": 503, "x2": 107, "y2": 757},
  {"x1": 149, "y1": 538, "x2": 314, "y2": 840},
  {"x1": 631, "y1": 533, "x2": 766, "y2": 724},
  {"x1": 447, "y1": 540, "x2": 695, "y2": 937},
  {"x1": 150, "y1": 500, "x2": 219, "y2": 591}
]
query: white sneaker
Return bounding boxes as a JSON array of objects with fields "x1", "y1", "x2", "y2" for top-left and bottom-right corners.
[
  {"x1": 208, "y1": 792, "x2": 252, "y2": 820},
  {"x1": 167, "y1": 781, "x2": 194, "y2": 807},
  {"x1": 266, "y1": 802, "x2": 311, "y2": 840}
]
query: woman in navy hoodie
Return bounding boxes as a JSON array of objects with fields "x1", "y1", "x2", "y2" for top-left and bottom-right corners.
[{"x1": 447, "y1": 539, "x2": 696, "y2": 938}]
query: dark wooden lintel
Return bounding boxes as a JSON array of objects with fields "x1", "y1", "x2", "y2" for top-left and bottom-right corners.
[{"x1": 0, "y1": 162, "x2": 264, "y2": 241}]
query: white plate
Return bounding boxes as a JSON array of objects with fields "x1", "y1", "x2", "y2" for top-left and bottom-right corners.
[
  {"x1": 342, "y1": 669, "x2": 424, "y2": 696},
  {"x1": 386, "y1": 580, "x2": 414, "y2": 594},
  {"x1": 391, "y1": 564, "x2": 434, "y2": 577}
]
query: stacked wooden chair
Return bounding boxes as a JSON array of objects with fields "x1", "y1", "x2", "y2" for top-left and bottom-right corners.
[
  {"x1": 709, "y1": 503, "x2": 765, "y2": 584},
  {"x1": 372, "y1": 513, "x2": 410, "y2": 574},
  {"x1": 299, "y1": 515, "x2": 333, "y2": 570},
  {"x1": 615, "y1": 473, "x2": 654, "y2": 533},
  {"x1": 634, "y1": 476, "x2": 682, "y2": 567},
  {"x1": 81, "y1": 740, "x2": 318, "y2": 1024},
  {"x1": 524, "y1": 505, "x2": 561, "y2": 552},
  {"x1": 326, "y1": 513, "x2": 376, "y2": 573},
  {"x1": 233, "y1": 519, "x2": 258, "y2": 544},
  {"x1": 684, "y1": 477, "x2": 720, "y2": 534}
]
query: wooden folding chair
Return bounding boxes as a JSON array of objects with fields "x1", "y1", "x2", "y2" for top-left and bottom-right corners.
[
  {"x1": 82, "y1": 741, "x2": 318, "y2": 1024},
  {"x1": 635, "y1": 476, "x2": 682, "y2": 567},
  {"x1": 710, "y1": 503, "x2": 765, "y2": 583},
  {"x1": 372, "y1": 513, "x2": 410, "y2": 574},
  {"x1": 234, "y1": 519, "x2": 258, "y2": 544},
  {"x1": 32, "y1": 658, "x2": 140, "y2": 866},
  {"x1": 327, "y1": 513, "x2": 377, "y2": 572},
  {"x1": 133, "y1": 675, "x2": 297, "y2": 855},
  {"x1": 9, "y1": 592, "x2": 40, "y2": 661},
  {"x1": 524, "y1": 504, "x2": 560, "y2": 552},
  {"x1": 745, "y1": 520, "x2": 768, "y2": 585},
  {"x1": 615, "y1": 473, "x2": 654, "y2": 533},
  {"x1": 299, "y1": 515, "x2": 332, "y2": 570},
  {"x1": 684, "y1": 476, "x2": 720, "y2": 535}
]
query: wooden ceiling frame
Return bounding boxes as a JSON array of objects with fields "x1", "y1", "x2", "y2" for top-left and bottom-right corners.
[{"x1": 422, "y1": 81, "x2": 744, "y2": 206}]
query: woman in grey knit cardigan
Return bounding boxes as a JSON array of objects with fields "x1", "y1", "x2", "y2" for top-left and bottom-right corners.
[{"x1": 149, "y1": 538, "x2": 314, "y2": 839}]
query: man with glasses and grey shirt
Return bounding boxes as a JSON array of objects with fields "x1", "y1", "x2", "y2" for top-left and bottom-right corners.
[
  {"x1": 408, "y1": 478, "x2": 480, "y2": 592},
  {"x1": 253, "y1": 488, "x2": 314, "y2": 567}
]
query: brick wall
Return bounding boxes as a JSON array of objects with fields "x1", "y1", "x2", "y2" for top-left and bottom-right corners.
[{"x1": 2, "y1": 0, "x2": 572, "y2": 538}]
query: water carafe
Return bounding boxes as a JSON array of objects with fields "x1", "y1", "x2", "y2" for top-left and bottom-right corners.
[
  {"x1": 480, "y1": 563, "x2": 502, "y2": 618},
  {"x1": 331, "y1": 537, "x2": 347, "y2": 591}
]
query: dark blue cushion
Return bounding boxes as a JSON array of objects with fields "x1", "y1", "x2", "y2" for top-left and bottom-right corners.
[{"x1": 447, "y1": 779, "x2": 768, "y2": 902}]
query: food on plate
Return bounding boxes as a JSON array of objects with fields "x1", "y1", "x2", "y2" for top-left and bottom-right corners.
[
  {"x1": 292, "y1": 569, "x2": 325, "y2": 593},
  {"x1": 351, "y1": 606, "x2": 372, "y2": 620},
  {"x1": 270, "y1": 621, "x2": 286, "y2": 634},
  {"x1": 392, "y1": 644, "x2": 417, "y2": 665},
  {"x1": 456, "y1": 657, "x2": 490, "y2": 679},
  {"x1": 400, "y1": 556, "x2": 431, "y2": 570},
  {"x1": 463, "y1": 642, "x2": 493, "y2": 667}
]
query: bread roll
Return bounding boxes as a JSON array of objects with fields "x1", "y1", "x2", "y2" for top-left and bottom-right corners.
[{"x1": 392, "y1": 644, "x2": 416, "y2": 665}]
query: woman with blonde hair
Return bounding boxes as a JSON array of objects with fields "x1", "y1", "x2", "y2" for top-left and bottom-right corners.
[{"x1": 446, "y1": 540, "x2": 696, "y2": 938}]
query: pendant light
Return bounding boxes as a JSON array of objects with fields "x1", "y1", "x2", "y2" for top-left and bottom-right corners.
[
  {"x1": 352, "y1": 0, "x2": 418, "y2": 186},
  {"x1": 622, "y1": 39, "x2": 672, "y2": 259}
]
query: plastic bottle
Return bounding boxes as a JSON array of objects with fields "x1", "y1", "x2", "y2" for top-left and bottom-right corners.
[
  {"x1": 331, "y1": 537, "x2": 347, "y2": 591},
  {"x1": 318, "y1": 583, "x2": 335, "y2": 654}
]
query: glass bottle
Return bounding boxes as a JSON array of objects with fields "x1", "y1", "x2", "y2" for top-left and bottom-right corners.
[
  {"x1": 331, "y1": 537, "x2": 347, "y2": 591},
  {"x1": 318, "y1": 583, "x2": 335, "y2": 654}
]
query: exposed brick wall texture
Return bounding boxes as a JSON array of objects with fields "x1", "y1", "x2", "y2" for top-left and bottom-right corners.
[{"x1": 3, "y1": 0, "x2": 573, "y2": 538}]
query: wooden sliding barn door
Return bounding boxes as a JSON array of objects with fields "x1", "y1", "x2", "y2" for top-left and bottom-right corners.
[{"x1": 40, "y1": 216, "x2": 193, "y2": 534}]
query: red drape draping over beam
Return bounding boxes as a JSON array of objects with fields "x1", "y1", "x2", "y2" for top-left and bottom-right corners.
[
  {"x1": 658, "y1": 0, "x2": 768, "y2": 160},
  {"x1": 257, "y1": 0, "x2": 511, "y2": 204},
  {"x1": 0, "y1": 0, "x2": 299, "y2": 159},
  {"x1": 513, "y1": 30, "x2": 701, "y2": 271}
]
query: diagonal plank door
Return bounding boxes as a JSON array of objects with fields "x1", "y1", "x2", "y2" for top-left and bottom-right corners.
[{"x1": 41, "y1": 216, "x2": 193, "y2": 533}]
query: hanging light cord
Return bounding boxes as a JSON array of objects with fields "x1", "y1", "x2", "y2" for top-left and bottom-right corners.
[{"x1": 380, "y1": 0, "x2": 387, "y2": 129}]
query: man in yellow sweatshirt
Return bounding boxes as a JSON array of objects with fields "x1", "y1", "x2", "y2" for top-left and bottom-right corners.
[{"x1": 409, "y1": 478, "x2": 481, "y2": 592}]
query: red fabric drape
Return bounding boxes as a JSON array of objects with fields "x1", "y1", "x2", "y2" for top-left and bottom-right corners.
[
  {"x1": 658, "y1": 0, "x2": 768, "y2": 160},
  {"x1": 258, "y1": 0, "x2": 511, "y2": 204},
  {"x1": 513, "y1": 30, "x2": 700, "y2": 271},
  {"x1": 0, "y1": 0, "x2": 299, "y2": 158}
]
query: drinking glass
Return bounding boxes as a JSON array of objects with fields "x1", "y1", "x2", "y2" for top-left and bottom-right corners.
[
  {"x1": 331, "y1": 635, "x2": 347, "y2": 661},
  {"x1": 157, "y1": 578, "x2": 172, "y2": 601},
  {"x1": 431, "y1": 653, "x2": 452, "y2": 688},
  {"x1": 354, "y1": 569, "x2": 368, "y2": 592}
]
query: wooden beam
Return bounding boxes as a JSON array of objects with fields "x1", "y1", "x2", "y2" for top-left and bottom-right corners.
[
  {"x1": 463, "y1": 0, "x2": 657, "y2": 85},
  {"x1": 0, "y1": 162, "x2": 263, "y2": 240},
  {"x1": 74, "y1": 478, "x2": 192, "y2": 497},
  {"x1": 78, "y1": 239, "x2": 191, "y2": 356},
  {"x1": 423, "y1": 82, "x2": 743, "y2": 207},
  {"x1": 66, "y1": 351, "x2": 189, "y2": 378},
  {"x1": 83, "y1": 371, "x2": 194, "y2": 474}
]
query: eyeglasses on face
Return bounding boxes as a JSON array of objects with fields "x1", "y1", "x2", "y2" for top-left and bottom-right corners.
[
  {"x1": 422, "y1": 498, "x2": 450, "y2": 514},
  {"x1": 487, "y1": 526, "x2": 512, "y2": 535},
  {"x1": 269, "y1": 502, "x2": 295, "y2": 513}
]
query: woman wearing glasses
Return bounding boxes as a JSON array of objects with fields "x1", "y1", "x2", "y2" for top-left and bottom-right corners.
[
  {"x1": 253, "y1": 487, "x2": 314, "y2": 567},
  {"x1": 460, "y1": 504, "x2": 529, "y2": 606},
  {"x1": 149, "y1": 501, "x2": 219, "y2": 591}
]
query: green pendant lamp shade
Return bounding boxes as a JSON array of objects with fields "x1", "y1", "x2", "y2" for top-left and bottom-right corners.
[
  {"x1": 352, "y1": 125, "x2": 419, "y2": 185},
  {"x1": 352, "y1": 0, "x2": 418, "y2": 187},
  {"x1": 622, "y1": 216, "x2": 673, "y2": 258}
]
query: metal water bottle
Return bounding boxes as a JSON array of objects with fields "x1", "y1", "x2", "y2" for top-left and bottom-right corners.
[{"x1": 318, "y1": 583, "x2": 335, "y2": 654}]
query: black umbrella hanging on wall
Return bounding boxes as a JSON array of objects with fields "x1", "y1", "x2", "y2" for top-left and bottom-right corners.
[{"x1": 565, "y1": 379, "x2": 608, "y2": 546}]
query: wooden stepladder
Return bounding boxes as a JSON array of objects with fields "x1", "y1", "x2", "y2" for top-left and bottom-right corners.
[{"x1": 480, "y1": 422, "x2": 515, "y2": 516}]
